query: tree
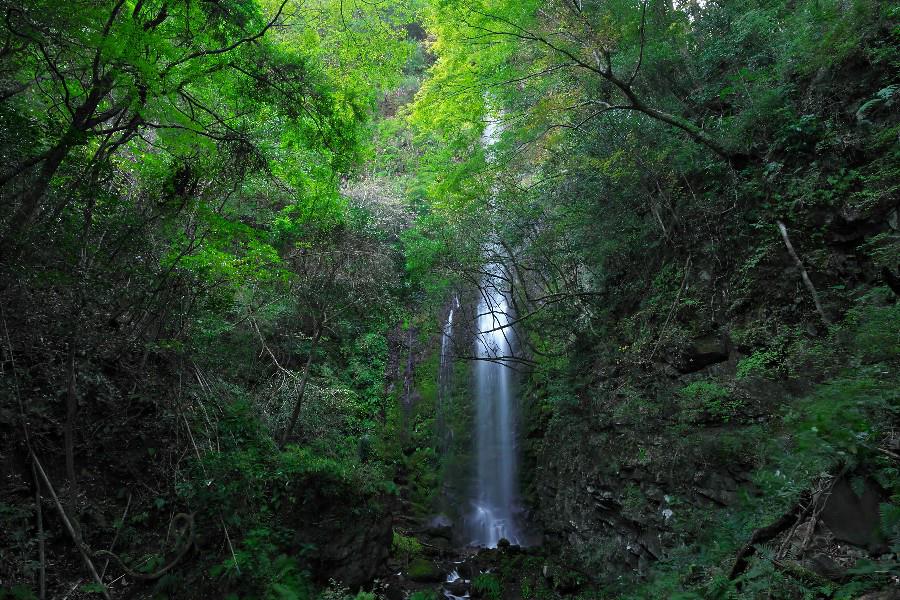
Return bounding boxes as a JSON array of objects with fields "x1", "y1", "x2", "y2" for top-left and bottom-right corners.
[
  {"x1": 413, "y1": 0, "x2": 750, "y2": 171},
  {"x1": 0, "y1": 0, "x2": 337, "y2": 242}
]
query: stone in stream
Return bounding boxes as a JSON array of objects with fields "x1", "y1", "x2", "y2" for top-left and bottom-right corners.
[{"x1": 444, "y1": 579, "x2": 470, "y2": 597}]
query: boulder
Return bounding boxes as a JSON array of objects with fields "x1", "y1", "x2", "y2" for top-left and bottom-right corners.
[
  {"x1": 406, "y1": 557, "x2": 444, "y2": 582},
  {"x1": 820, "y1": 478, "x2": 886, "y2": 552},
  {"x1": 803, "y1": 553, "x2": 845, "y2": 581},
  {"x1": 444, "y1": 579, "x2": 470, "y2": 596},
  {"x1": 674, "y1": 335, "x2": 729, "y2": 374}
]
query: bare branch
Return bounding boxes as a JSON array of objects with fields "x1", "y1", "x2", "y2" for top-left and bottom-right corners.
[{"x1": 628, "y1": 0, "x2": 648, "y2": 86}]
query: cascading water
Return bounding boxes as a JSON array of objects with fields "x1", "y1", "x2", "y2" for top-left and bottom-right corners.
[
  {"x1": 467, "y1": 261, "x2": 522, "y2": 547},
  {"x1": 437, "y1": 295, "x2": 459, "y2": 455},
  {"x1": 463, "y1": 110, "x2": 524, "y2": 547}
]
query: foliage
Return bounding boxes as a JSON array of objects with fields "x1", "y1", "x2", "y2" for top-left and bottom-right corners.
[
  {"x1": 679, "y1": 380, "x2": 742, "y2": 422},
  {"x1": 0, "y1": 0, "x2": 898, "y2": 597},
  {"x1": 318, "y1": 581, "x2": 377, "y2": 600},
  {"x1": 0, "y1": 0, "x2": 413, "y2": 594},
  {"x1": 472, "y1": 572, "x2": 502, "y2": 600},
  {"x1": 404, "y1": 0, "x2": 900, "y2": 596},
  {"x1": 391, "y1": 531, "x2": 423, "y2": 566},
  {"x1": 0, "y1": 586, "x2": 36, "y2": 600}
]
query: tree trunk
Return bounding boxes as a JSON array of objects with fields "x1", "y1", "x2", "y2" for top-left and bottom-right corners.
[
  {"x1": 279, "y1": 323, "x2": 323, "y2": 448},
  {"x1": 777, "y1": 220, "x2": 831, "y2": 325},
  {"x1": 1, "y1": 77, "x2": 113, "y2": 244},
  {"x1": 64, "y1": 344, "x2": 78, "y2": 496},
  {"x1": 3, "y1": 133, "x2": 77, "y2": 237}
]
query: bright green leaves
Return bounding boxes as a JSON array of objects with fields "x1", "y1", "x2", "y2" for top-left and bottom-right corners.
[
  {"x1": 272, "y1": 193, "x2": 347, "y2": 243},
  {"x1": 164, "y1": 204, "x2": 290, "y2": 287},
  {"x1": 401, "y1": 224, "x2": 447, "y2": 286},
  {"x1": 268, "y1": 0, "x2": 416, "y2": 103}
]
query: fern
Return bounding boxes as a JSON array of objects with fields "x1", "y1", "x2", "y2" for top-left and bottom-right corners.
[
  {"x1": 880, "y1": 503, "x2": 900, "y2": 552},
  {"x1": 472, "y1": 573, "x2": 501, "y2": 600}
]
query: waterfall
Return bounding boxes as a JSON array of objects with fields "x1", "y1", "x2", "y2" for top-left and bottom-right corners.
[
  {"x1": 437, "y1": 295, "x2": 459, "y2": 455},
  {"x1": 467, "y1": 260, "x2": 522, "y2": 547},
  {"x1": 442, "y1": 109, "x2": 521, "y2": 547}
]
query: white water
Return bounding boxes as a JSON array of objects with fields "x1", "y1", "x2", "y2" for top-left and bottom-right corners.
[
  {"x1": 442, "y1": 569, "x2": 470, "y2": 600},
  {"x1": 467, "y1": 261, "x2": 522, "y2": 547},
  {"x1": 464, "y1": 111, "x2": 523, "y2": 547},
  {"x1": 437, "y1": 296, "x2": 459, "y2": 455}
]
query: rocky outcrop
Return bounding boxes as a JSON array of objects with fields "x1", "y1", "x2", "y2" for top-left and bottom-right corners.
[
  {"x1": 527, "y1": 376, "x2": 771, "y2": 580},
  {"x1": 529, "y1": 368, "x2": 896, "y2": 588},
  {"x1": 672, "y1": 334, "x2": 730, "y2": 374}
]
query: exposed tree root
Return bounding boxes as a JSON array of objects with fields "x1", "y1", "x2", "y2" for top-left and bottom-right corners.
[
  {"x1": 94, "y1": 512, "x2": 195, "y2": 581},
  {"x1": 729, "y1": 491, "x2": 811, "y2": 580}
]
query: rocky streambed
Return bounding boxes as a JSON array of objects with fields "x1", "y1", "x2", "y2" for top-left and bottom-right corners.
[{"x1": 375, "y1": 523, "x2": 547, "y2": 600}]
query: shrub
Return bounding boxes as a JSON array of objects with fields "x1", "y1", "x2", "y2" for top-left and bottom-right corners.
[
  {"x1": 472, "y1": 572, "x2": 501, "y2": 600},
  {"x1": 736, "y1": 349, "x2": 781, "y2": 379},
  {"x1": 679, "y1": 380, "x2": 742, "y2": 421},
  {"x1": 391, "y1": 531, "x2": 422, "y2": 566}
]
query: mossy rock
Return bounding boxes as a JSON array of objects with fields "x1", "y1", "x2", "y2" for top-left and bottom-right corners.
[{"x1": 406, "y1": 557, "x2": 443, "y2": 582}]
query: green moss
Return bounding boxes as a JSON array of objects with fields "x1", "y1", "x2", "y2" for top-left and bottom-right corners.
[{"x1": 406, "y1": 557, "x2": 440, "y2": 582}]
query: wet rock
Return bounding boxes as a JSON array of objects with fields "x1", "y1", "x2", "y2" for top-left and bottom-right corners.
[{"x1": 445, "y1": 579, "x2": 469, "y2": 596}]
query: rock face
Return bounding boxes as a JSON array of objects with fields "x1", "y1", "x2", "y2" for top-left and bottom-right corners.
[
  {"x1": 315, "y1": 506, "x2": 394, "y2": 587},
  {"x1": 534, "y1": 417, "x2": 667, "y2": 575},
  {"x1": 528, "y1": 368, "x2": 895, "y2": 584},
  {"x1": 526, "y1": 377, "x2": 766, "y2": 579}
]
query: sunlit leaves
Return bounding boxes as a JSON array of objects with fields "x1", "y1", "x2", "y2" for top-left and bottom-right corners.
[{"x1": 163, "y1": 205, "x2": 290, "y2": 287}]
